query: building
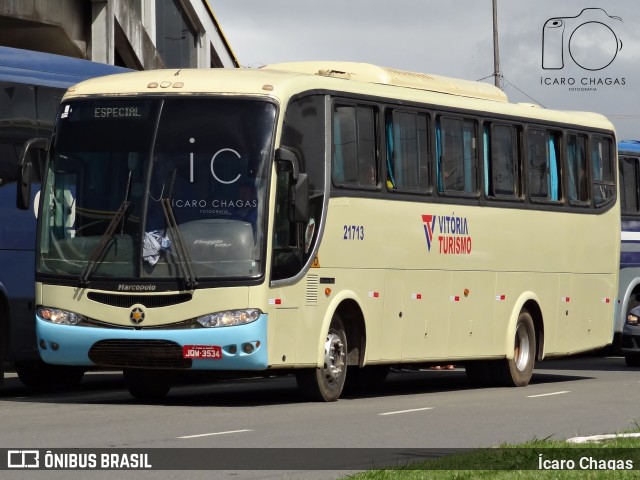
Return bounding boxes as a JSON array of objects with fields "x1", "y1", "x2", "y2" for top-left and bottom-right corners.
[{"x1": 0, "y1": 0, "x2": 239, "y2": 69}]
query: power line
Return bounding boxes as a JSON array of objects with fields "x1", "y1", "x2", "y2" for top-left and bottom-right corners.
[
  {"x1": 475, "y1": 73, "x2": 545, "y2": 108},
  {"x1": 476, "y1": 74, "x2": 495, "y2": 82},
  {"x1": 502, "y1": 77, "x2": 546, "y2": 108}
]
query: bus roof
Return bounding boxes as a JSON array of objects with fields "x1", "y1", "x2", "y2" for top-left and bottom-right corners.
[
  {"x1": 619, "y1": 140, "x2": 640, "y2": 155},
  {"x1": 0, "y1": 46, "x2": 130, "y2": 88},
  {"x1": 63, "y1": 62, "x2": 615, "y2": 133},
  {"x1": 262, "y1": 61, "x2": 509, "y2": 102}
]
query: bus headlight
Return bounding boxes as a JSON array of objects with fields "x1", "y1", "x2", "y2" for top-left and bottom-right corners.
[
  {"x1": 37, "y1": 306, "x2": 86, "y2": 325},
  {"x1": 197, "y1": 309, "x2": 262, "y2": 328}
]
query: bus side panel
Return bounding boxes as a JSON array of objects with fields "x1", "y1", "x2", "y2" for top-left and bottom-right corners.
[
  {"x1": 0, "y1": 182, "x2": 39, "y2": 364},
  {"x1": 381, "y1": 270, "x2": 405, "y2": 361},
  {"x1": 448, "y1": 271, "x2": 496, "y2": 358},
  {"x1": 276, "y1": 268, "x2": 387, "y2": 368},
  {"x1": 569, "y1": 273, "x2": 616, "y2": 353},
  {"x1": 266, "y1": 278, "x2": 305, "y2": 367},
  {"x1": 403, "y1": 270, "x2": 451, "y2": 361},
  {"x1": 494, "y1": 272, "x2": 561, "y2": 356},
  {"x1": 554, "y1": 274, "x2": 573, "y2": 354},
  {"x1": 3, "y1": 251, "x2": 37, "y2": 362},
  {"x1": 266, "y1": 306, "x2": 300, "y2": 367},
  {"x1": 308, "y1": 268, "x2": 387, "y2": 365}
]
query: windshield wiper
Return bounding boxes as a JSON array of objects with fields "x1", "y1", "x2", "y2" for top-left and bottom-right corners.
[
  {"x1": 78, "y1": 170, "x2": 132, "y2": 286},
  {"x1": 160, "y1": 169, "x2": 197, "y2": 289},
  {"x1": 160, "y1": 198, "x2": 197, "y2": 289},
  {"x1": 78, "y1": 200, "x2": 130, "y2": 286}
]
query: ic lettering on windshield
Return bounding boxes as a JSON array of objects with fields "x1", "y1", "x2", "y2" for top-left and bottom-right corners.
[
  {"x1": 188, "y1": 139, "x2": 242, "y2": 185},
  {"x1": 210, "y1": 148, "x2": 242, "y2": 184}
]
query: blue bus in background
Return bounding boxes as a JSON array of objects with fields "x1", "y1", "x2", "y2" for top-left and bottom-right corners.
[
  {"x1": 617, "y1": 140, "x2": 640, "y2": 366},
  {"x1": 0, "y1": 46, "x2": 128, "y2": 387}
]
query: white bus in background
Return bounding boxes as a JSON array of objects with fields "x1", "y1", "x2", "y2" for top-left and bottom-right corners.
[{"x1": 19, "y1": 61, "x2": 619, "y2": 400}]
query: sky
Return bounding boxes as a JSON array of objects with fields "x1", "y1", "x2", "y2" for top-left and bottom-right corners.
[{"x1": 213, "y1": 0, "x2": 640, "y2": 140}]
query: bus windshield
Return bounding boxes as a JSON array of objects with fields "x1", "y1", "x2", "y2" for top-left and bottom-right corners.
[{"x1": 38, "y1": 97, "x2": 276, "y2": 283}]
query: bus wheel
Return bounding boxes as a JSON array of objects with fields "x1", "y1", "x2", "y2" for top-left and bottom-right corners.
[
  {"x1": 16, "y1": 360, "x2": 85, "y2": 390},
  {"x1": 624, "y1": 354, "x2": 640, "y2": 367},
  {"x1": 493, "y1": 310, "x2": 536, "y2": 387},
  {"x1": 465, "y1": 361, "x2": 493, "y2": 387},
  {"x1": 345, "y1": 365, "x2": 390, "y2": 392},
  {"x1": 296, "y1": 317, "x2": 347, "y2": 402},
  {"x1": 123, "y1": 369, "x2": 172, "y2": 400}
]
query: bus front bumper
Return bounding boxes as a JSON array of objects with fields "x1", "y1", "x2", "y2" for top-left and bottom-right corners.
[{"x1": 36, "y1": 314, "x2": 268, "y2": 370}]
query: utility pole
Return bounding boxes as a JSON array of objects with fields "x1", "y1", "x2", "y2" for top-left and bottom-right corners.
[{"x1": 492, "y1": 0, "x2": 502, "y2": 89}]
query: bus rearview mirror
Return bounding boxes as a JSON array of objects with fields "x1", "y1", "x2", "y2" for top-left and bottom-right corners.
[
  {"x1": 276, "y1": 147, "x2": 309, "y2": 222},
  {"x1": 16, "y1": 137, "x2": 49, "y2": 210}
]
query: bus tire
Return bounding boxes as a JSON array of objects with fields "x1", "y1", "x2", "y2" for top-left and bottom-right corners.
[
  {"x1": 465, "y1": 361, "x2": 493, "y2": 387},
  {"x1": 16, "y1": 360, "x2": 85, "y2": 390},
  {"x1": 345, "y1": 365, "x2": 390, "y2": 391},
  {"x1": 296, "y1": 317, "x2": 347, "y2": 402},
  {"x1": 123, "y1": 369, "x2": 172, "y2": 400},
  {"x1": 492, "y1": 310, "x2": 536, "y2": 387},
  {"x1": 624, "y1": 354, "x2": 640, "y2": 367}
]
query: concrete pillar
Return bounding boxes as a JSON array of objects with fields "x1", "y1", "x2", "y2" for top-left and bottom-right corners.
[{"x1": 90, "y1": 0, "x2": 114, "y2": 64}]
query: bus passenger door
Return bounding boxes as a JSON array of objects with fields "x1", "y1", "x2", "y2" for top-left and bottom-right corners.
[{"x1": 268, "y1": 148, "x2": 313, "y2": 367}]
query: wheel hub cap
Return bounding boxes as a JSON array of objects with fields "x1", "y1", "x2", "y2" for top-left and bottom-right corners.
[{"x1": 323, "y1": 331, "x2": 346, "y2": 384}]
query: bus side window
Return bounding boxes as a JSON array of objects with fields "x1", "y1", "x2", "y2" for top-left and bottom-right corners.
[
  {"x1": 273, "y1": 170, "x2": 293, "y2": 249},
  {"x1": 619, "y1": 157, "x2": 640, "y2": 215},
  {"x1": 332, "y1": 103, "x2": 377, "y2": 189},
  {"x1": 271, "y1": 168, "x2": 302, "y2": 279},
  {"x1": 386, "y1": 110, "x2": 430, "y2": 192},
  {"x1": 273, "y1": 94, "x2": 326, "y2": 281},
  {"x1": 528, "y1": 129, "x2": 561, "y2": 202},
  {"x1": 485, "y1": 123, "x2": 520, "y2": 197},
  {"x1": 591, "y1": 136, "x2": 615, "y2": 207},
  {"x1": 567, "y1": 133, "x2": 588, "y2": 204},
  {"x1": 0, "y1": 83, "x2": 39, "y2": 186},
  {"x1": 436, "y1": 116, "x2": 477, "y2": 194},
  {"x1": 548, "y1": 132, "x2": 561, "y2": 201}
]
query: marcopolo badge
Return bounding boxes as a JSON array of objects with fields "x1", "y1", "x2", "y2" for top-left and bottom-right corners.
[{"x1": 130, "y1": 306, "x2": 145, "y2": 325}]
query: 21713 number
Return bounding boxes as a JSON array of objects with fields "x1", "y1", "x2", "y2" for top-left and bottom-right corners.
[{"x1": 343, "y1": 225, "x2": 365, "y2": 240}]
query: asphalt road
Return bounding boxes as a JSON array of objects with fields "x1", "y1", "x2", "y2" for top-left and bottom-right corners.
[{"x1": 0, "y1": 354, "x2": 638, "y2": 479}]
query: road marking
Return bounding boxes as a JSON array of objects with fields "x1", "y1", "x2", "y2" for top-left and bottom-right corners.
[
  {"x1": 568, "y1": 433, "x2": 640, "y2": 443},
  {"x1": 378, "y1": 407, "x2": 434, "y2": 416},
  {"x1": 526, "y1": 391, "x2": 570, "y2": 398},
  {"x1": 622, "y1": 231, "x2": 640, "y2": 241},
  {"x1": 178, "y1": 429, "x2": 253, "y2": 439}
]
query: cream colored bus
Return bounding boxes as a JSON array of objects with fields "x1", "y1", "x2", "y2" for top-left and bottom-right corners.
[{"x1": 19, "y1": 62, "x2": 619, "y2": 401}]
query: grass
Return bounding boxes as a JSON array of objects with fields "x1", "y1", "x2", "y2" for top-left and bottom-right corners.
[{"x1": 344, "y1": 435, "x2": 640, "y2": 480}]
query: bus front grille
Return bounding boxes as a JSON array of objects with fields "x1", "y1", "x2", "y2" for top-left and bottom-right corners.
[
  {"x1": 88, "y1": 339, "x2": 192, "y2": 369},
  {"x1": 87, "y1": 292, "x2": 192, "y2": 308}
]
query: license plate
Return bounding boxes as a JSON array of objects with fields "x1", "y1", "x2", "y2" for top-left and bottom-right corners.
[{"x1": 183, "y1": 345, "x2": 222, "y2": 359}]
